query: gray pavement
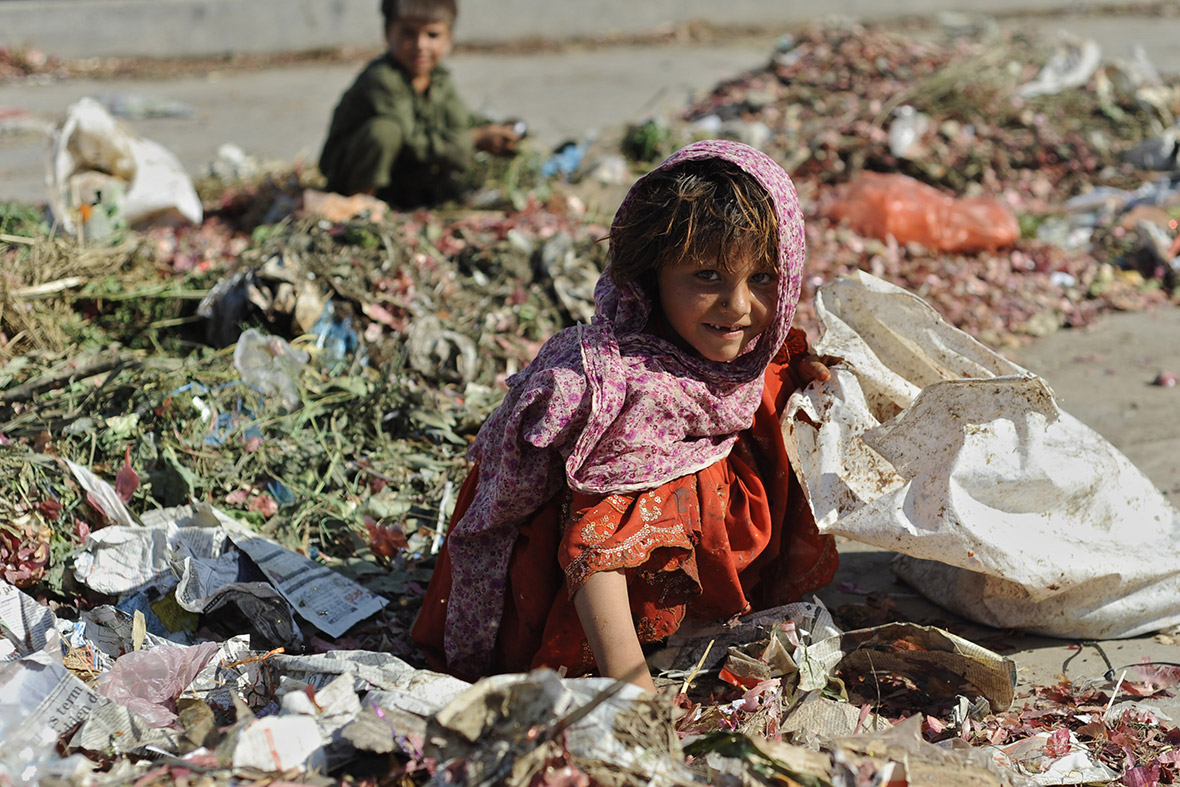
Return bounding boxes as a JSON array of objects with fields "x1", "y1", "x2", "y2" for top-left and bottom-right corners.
[{"x1": 0, "y1": 0, "x2": 1147, "y2": 59}]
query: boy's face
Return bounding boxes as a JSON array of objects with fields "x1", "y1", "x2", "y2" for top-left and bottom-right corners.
[
  {"x1": 386, "y1": 16, "x2": 453, "y2": 82},
  {"x1": 655, "y1": 249, "x2": 778, "y2": 363}
]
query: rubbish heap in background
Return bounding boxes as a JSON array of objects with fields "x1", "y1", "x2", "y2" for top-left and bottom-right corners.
[{"x1": 669, "y1": 17, "x2": 1180, "y2": 345}]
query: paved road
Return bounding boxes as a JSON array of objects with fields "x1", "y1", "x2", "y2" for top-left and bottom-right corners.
[{"x1": 3, "y1": 0, "x2": 1170, "y2": 59}]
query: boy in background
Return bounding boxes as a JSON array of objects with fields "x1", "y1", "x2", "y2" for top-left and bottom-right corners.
[{"x1": 319, "y1": 0, "x2": 521, "y2": 209}]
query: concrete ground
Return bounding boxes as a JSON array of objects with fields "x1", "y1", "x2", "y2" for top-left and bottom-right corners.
[{"x1": 1, "y1": 4, "x2": 1179, "y2": 710}]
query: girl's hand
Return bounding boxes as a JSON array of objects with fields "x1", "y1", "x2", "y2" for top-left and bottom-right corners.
[
  {"x1": 573, "y1": 570, "x2": 657, "y2": 693},
  {"x1": 793, "y1": 353, "x2": 832, "y2": 384},
  {"x1": 782, "y1": 328, "x2": 836, "y2": 386}
]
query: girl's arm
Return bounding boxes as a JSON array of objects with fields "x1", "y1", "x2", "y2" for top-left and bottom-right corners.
[{"x1": 573, "y1": 569, "x2": 657, "y2": 693}]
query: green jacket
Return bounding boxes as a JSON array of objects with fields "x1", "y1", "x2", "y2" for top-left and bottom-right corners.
[{"x1": 319, "y1": 54, "x2": 484, "y2": 206}]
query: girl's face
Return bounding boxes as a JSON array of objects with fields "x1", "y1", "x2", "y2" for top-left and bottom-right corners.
[{"x1": 655, "y1": 250, "x2": 778, "y2": 363}]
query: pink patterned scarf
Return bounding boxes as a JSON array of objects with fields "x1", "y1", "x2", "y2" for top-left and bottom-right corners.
[{"x1": 443, "y1": 140, "x2": 806, "y2": 673}]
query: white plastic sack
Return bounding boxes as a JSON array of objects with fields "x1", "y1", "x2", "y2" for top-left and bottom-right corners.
[
  {"x1": 784, "y1": 271, "x2": 1180, "y2": 639},
  {"x1": 46, "y1": 97, "x2": 202, "y2": 237}
]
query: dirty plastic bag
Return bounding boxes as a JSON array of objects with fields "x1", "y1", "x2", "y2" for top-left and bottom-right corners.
[
  {"x1": 783, "y1": 271, "x2": 1180, "y2": 639},
  {"x1": 95, "y1": 640, "x2": 220, "y2": 728},
  {"x1": 233, "y1": 328, "x2": 309, "y2": 411},
  {"x1": 46, "y1": 97, "x2": 202, "y2": 238},
  {"x1": 1017, "y1": 33, "x2": 1102, "y2": 99},
  {"x1": 888, "y1": 105, "x2": 931, "y2": 159},
  {"x1": 819, "y1": 172, "x2": 1020, "y2": 252}
]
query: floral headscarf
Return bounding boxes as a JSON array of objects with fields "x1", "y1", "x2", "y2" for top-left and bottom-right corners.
[{"x1": 443, "y1": 140, "x2": 806, "y2": 674}]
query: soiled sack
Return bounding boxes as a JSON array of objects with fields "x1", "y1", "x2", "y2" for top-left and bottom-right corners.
[{"x1": 783, "y1": 271, "x2": 1180, "y2": 639}]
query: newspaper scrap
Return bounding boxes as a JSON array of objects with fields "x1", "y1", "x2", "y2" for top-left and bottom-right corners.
[
  {"x1": 71, "y1": 499, "x2": 230, "y2": 596},
  {"x1": 797, "y1": 621, "x2": 1018, "y2": 713},
  {"x1": 69, "y1": 487, "x2": 387, "y2": 640},
  {"x1": 277, "y1": 672, "x2": 361, "y2": 741},
  {"x1": 779, "y1": 692, "x2": 892, "y2": 742},
  {"x1": 426, "y1": 668, "x2": 697, "y2": 785},
  {"x1": 232, "y1": 715, "x2": 326, "y2": 774},
  {"x1": 268, "y1": 649, "x2": 470, "y2": 707},
  {"x1": 985, "y1": 730, "x2": 1120, "y2": 785},
  {"x1": 72, "y1": 523, "x2": 173, "y2": 594},
  {"x1": 813, "y1": 714, "x2": 1033, "y2": 787},
  {"x1": 227, "y1": 531, "x2": 387, "y2": 638},
  {"x1": 183, "y1": 635, "x2": 276, "y2": 713},
  {"x1": 0, "y1": 582, "x2": 182, "y2": 757},
  {"x1": 649, "y1": 599, "x2": 842, "y2": 676},
  {"x1": 159, "y1": 501, "x2": 388, "y2": 639},
  {"x1": 1, "y1": 649, "x2": 176, "y2": 762},
  {"x1": 648, "y1": 595, "x2": 1016, "y2": 720},
  {"x1": 0, "y1": 577, "x2": 60, "y2": 660},
  {"x1": 74, "y1": 604, "x2": 175, "y2": 664},
  {"x1": 175, "y1": 558, "x2": 304, "y2": 650},
  {"x1": 69, "y1": 689, "x2": 181, "y2": 756},
  {"x1": 0, "y1": 652, "x2": 101, "y2": 746}
]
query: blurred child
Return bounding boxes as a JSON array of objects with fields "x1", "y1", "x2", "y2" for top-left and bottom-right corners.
[
  {"x1": 412, "y1": 140, "x2": 837, "y2": 691},
  {"x1": 318, "y1": 0, "x2": 521, "y2": 208}
]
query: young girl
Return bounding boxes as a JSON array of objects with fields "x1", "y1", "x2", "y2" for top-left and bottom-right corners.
[{"x1": 411, "y1": 140, "x2": 837, "y2": 691}]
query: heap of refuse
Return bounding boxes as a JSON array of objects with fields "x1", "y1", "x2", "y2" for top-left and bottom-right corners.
[{"x1": 670, "y1": 17, "x2": 1180, "y2": 345}]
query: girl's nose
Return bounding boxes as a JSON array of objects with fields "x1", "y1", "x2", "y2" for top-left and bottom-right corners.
[{"x1": 720, "y1": 283, "x2": 750, "y2": 314}]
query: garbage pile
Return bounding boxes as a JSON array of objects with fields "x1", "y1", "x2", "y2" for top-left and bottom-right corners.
[
  {"x1": 6, "y1": 537, "x2": 1180, "y2": 785},
  {"x1": 2, "y1": 12, "x2": 1180, "y2": 787},
  {"x1": 0, "y1": 45, "x2": 66, "y2": 82},
  {"x1": 669, "y1": 17, "x2": 1180, "y2": 345}
]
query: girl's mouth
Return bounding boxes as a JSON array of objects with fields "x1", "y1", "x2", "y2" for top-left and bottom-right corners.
[{"x1": 706, "y1": 323, "x2": 744, "y2": 334}]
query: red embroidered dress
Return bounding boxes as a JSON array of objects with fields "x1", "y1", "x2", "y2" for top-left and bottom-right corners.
[
  {"x1": 413, "y1": 333, "x2": 837, "y2": 676},
  {"x1": 412, "y1": 140, "x2": 837, "y2": 680}
]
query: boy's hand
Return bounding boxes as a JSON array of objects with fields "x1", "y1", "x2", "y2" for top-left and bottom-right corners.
[{"x1": 474, "y1": 124, "x2": 521, "y2": 156}]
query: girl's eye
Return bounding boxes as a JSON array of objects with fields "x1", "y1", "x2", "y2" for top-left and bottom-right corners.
[
  {"x1": 694, "y1": 270, "x2": 721, "y2": 282},
  {"x1": 750, "y1": 272, "x2": 776, "y2": 285}
]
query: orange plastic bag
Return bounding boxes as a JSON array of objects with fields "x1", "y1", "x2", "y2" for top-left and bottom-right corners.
[{"x1": 820, "y1": 172, "x2": 1020, "y2": 252}]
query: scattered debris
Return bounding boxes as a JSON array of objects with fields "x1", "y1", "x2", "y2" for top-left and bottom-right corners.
[
  {"x1": 2, "y1": 13, "x2": 1180, "y2": 787},
  {"x1": 1152, "y1": 369, "x2": 1178, "y2": 387}
]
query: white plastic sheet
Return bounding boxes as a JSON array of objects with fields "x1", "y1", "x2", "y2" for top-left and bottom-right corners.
[
  {"x1": 784, "y1": 272, "x2": 1180, "y2": 639},
  {"x1": 46, "y1": 97, "x2": 202, "y2": 237}
]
